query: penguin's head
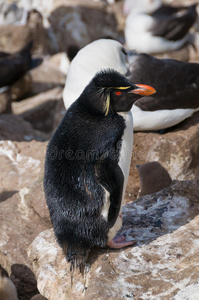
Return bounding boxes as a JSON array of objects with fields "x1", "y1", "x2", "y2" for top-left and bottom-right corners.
[{"x1": 79, "y1": 69, "x2": 156, "y2": 115}]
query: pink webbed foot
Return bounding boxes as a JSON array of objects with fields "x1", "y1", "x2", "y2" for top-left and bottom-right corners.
[{"x1": 106, "y1": 235, "x2": 136, "y2": 249}]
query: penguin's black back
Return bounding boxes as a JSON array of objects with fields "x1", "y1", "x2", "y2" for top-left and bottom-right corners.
[{"x1": 44, "y1": 100, "x2": 125, "y2": 269}]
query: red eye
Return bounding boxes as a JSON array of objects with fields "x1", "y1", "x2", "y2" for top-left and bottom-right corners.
[{"x1": 115, "y1": 91, "x2": 122, "y2": 96}]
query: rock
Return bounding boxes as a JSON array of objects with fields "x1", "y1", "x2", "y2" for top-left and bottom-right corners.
[
  {"x1": 12, "y1": 87, "x2": 64, "y2": 132},
  {"x1": 0, "y1": 114, "x2": 46, "y2": 141},
  {"x1": 27, "y1": 229, "x2": 81, "y2": 300},
  {"x1": 189, "y1": 32, "x2": 199, "y2": 63},
  {"x1": 0, "y1": 24, "x2": 31, "y2": 53},
  {"x1": 124, "y1": 114, "x2": 199, "y2": 204},
  {"x1": 125, "y1": 111, "x2": 199, "y2": 204},
  {"x1": 153, "y1": 46, "x2": 190, "y2": 62},
  {"x1": 48, "y1": 4, "x2": 118, "y2": 52},
  {"x1": 0, "y1": 190, "x2": 18, "y2": 204},
  {"x1": 111, "y1": 0, "x2": 126, "y2": 33},
  {"x1": 47, "y1": 52, "x2": 71, "y2": 75},
  {"x1": 28, "y1": 179, "x2": 199, "y2": 300},
  {"x1": 11, "y1": 73, "x2": 32, "y2": 101},
  {"x1": 52, "y1": 97, "x2": 66, "y2": 130},
  {"x1": 28, "y1": 62, "x2": 66, "y2": 95},
  {"x1": 0, "y1": 179, "x2": 51, "y2": 273},
  {"x1": 0, "y1": 136, "x2": 51, "y2": 298},
  {"x1": 0, "y1": 139, "x2": 47, "y2": 198},
  {"x1": 31, "y1": 294, "x2": 48, "y2": 300},
  {"x1": 0, "y1": 87, "x2": 12, "y2": 114},
  {"x1": 10, "y1": 58, "x2": 65, "y2": 102},
  {"x1": 28, "y1": 178, "x2": 51, "y2": 224}
]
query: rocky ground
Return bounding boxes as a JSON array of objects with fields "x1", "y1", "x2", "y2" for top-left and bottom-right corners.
[{"x1": 0, "y1": 0, "x2": 199, "y2": 299}]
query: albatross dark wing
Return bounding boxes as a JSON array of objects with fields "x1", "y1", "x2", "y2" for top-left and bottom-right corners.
[
  {"x1": 128, "y1": 52, "x2": 199, "y2": 111},
  {"x1": 150, "y1": 4, "x2": 198, "y2": 41}
]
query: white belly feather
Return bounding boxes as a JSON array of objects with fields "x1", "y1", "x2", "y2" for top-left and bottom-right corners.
[{"x1": 107, "y1": 111, "x2": 134, "y2": 241}]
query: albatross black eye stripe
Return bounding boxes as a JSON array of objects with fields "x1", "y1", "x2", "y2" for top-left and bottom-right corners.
[{"x1": 121, "y1": 47, "x2": 128, "y2": 55}]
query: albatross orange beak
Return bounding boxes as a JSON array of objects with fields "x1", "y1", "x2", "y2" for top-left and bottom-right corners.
[{"x1": 130, "y1": 84, "x2": 156, "y2": 96}]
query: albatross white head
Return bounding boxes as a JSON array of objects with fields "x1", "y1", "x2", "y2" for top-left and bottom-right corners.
[{"x1": 63, "y1": 39, "x2": 134, "y2": 110}]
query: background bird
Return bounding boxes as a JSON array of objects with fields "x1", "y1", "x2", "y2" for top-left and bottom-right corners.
[
  {"x1": 63, "y1": 39, "x2": 133, "y2": 110},
  {"x1": 124, "y1": 0, "x2": 198, "y2": 54},
  {"x1": 136, "y1": 161, "x2": 172, "y2": 197},
  {"x1": 128, "y1": 51, "x2": 199, "y2": 131},
  {"x1": 0, "y1": 264, "x2": 18, "y2": 300},
  {"x1": 0, "y1": 2, "x2": 28, "y2": 26},
  {"x1": 63, "y1": 39, "x2": 199, "y2": 132},
  {"x1": 0, "y1": 41, "x2": 33, "y2": 88},
  {"x1": 44, "y1": 69, "x2": 155, "y2": 274}
]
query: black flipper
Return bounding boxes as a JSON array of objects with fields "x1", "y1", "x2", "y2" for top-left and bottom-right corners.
[{"x1": 95, "y1": 157, "x2": 124, "y2": 229}]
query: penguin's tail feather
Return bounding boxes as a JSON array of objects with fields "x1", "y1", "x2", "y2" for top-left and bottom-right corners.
[{"x1": 66, "y1": 246, "x2": 90, "y2": 285}]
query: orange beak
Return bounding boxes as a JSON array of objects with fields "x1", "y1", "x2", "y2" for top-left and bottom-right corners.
[{"x1": 130, "y1": 84, "x2": 156, "y2": 96}]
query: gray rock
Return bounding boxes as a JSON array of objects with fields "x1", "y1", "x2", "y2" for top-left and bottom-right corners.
[
  {"x1": 0, "y1": 87, "x2": 12, "y2": 114},
  {"x1": 31, "y1": 295, "x2": 48, "y2": 300},
  {"x1": 0, "y1": 139, "x2": 46, "y2": 197},
  {"x1": 12, "y1": 87, "x2": 64, "y2": 132},
  {"x1": 28, "y1": 62, "x2": 66, "y2": 96},
  {"x1": 0, "y1": 114, "x2": 45, "y2": 141},
  {"x1": 11, "y1": 73, "x2": 32, "y2": 101},
  {"x1": 28, "y1": 179, "x2": 199, "y2": 300}
]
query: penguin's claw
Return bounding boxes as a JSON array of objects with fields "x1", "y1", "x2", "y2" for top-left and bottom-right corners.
[{"x1": 107, "y1": 235, "x2": 136, "y2": 249}]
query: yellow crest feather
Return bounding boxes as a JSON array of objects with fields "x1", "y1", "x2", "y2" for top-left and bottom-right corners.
[
  {"x1": 104, "y1": 93, "x2": 110, "y2": 116},
  {"x1": 115, "y1": 86, "x2": 131, "y2": 90}
]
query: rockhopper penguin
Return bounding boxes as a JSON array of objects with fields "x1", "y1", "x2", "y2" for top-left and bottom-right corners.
[{"x1": 44, "y1": 69, "x2": 156, "y2": 272}]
